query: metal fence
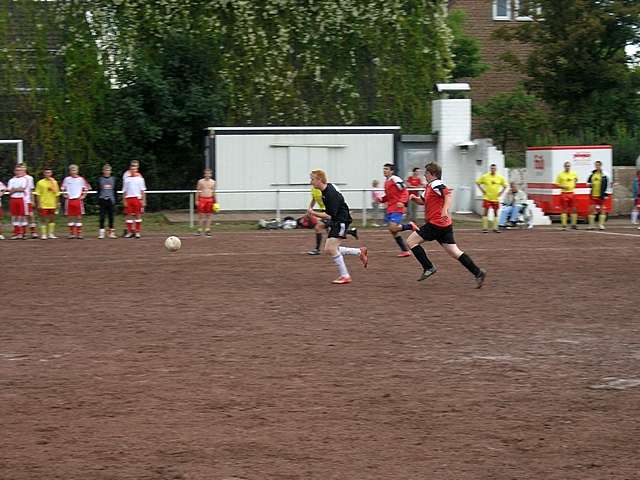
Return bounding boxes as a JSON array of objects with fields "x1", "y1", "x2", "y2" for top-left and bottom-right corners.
[{"x1": 2, "y1": 187, "x2": 428, "y2": 228}]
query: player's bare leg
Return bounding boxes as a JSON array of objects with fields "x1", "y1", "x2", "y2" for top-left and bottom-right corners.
[{"x1": 204, "y1": 212, "x2": 213, "y2": 236}]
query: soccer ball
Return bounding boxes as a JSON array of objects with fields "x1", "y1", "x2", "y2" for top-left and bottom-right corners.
[
  {"x1": 164, "y1": 236, "x2": 181, "y2": 252},
  {"x1": 212, "y1": 202, "x2": 220, "y2": 213}
]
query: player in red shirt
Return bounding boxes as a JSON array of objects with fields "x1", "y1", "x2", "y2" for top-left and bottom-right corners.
[
  {"x1": 375, "y1": 163, "x2": 416, "y2": 257},
  {"x1": 406, "y1": 167, "x2": 424, "y2": 223},
  {"x1": 406, "y1": 163, "x2": 486, "y2": 288},
  {"x1": 61, "y1": 164, "x2": 90, "y2": 239}
]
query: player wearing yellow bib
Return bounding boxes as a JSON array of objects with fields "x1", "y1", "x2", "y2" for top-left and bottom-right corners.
[
  {"x1": 587, "y1": 161, "x2": 609, "y2": 230},
  {"x1": 476, "y1": 164, "x2": 508, "y2": 233},
  {"x1": 33, "y1": 167, "x2": 60, "y2": 239},
  {"x1": 555, "y1": 162, "x2": 579, "y2": 230}
]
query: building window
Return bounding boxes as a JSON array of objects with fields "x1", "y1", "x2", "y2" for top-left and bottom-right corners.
[
  {"x1": 493, "y1": 0, "x2": 511, "y2": 20},
  {"x1": 515, "y1": 0, "x2": 541, "y2": 21}
]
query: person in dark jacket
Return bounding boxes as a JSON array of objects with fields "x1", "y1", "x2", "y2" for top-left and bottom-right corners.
[
  {"x1": 587, "y1": 161, "x2": 610, "y2": 230},
  {"x1": 97, "y1": 164, "x2": 117, "y2": 238}
]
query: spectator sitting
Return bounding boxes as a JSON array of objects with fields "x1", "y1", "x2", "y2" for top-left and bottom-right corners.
[{"x1": 498, "y1": 183, "x2": 528, "y2": 229}]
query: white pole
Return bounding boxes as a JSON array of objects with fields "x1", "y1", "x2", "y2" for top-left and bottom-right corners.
[
  {"x1": 276, "y1": 189, "x2": 281, "y2": 221},
  {"x1": 17, "y1": 140, "x2": 23, "y2": 164},
  {"x1": 362, "y1": 189, "x2": 368, "y2": 227},
  {"x1": 189, "y1": 193, "x2": 194, "y2": 228}
]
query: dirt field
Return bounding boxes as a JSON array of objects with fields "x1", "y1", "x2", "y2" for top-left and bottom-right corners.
[{"x1": 1, "y1": 226, "x2": 640, "y2": 480}]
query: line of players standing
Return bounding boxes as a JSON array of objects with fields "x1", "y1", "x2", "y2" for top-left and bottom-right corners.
[{"x1": 0, "y1": 160, "x2": 146, "y2": 240}]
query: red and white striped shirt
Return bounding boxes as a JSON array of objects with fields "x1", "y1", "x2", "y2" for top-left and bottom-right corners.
[
  {"x1": 61, "y1": 176, "x2": 90, "y2": 199},
  {"x1": 123, "y1": 174, "x2": 146, "y2": 199},
  {"x1": 7, "y1": 176, "x2": 28, "y2": 198}
]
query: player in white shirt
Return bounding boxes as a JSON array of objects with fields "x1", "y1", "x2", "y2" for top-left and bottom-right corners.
[
  {"x1": 61, "y1": 164, "x2": 90, "y2": 239},
  {"x1": 0, "y1": 179, "x2": 6, "y2": 239},
  {"x1": 122, "y1": 162, "x2": 146, "y2": 238},
  {"x1": 7, "y1": 164, "x2": 28, "y2": 239},
  {"x1": 22, "y1": 165, "x2": 37, "y2": 238}
]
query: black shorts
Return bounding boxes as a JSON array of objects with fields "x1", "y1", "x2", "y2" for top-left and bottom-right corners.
[
  {"x1": 417, "y1": 223, "x2": 456, "y2": 244},
  {"x1": 328, "y1": 221, "x2": 351, "y2": 239}
]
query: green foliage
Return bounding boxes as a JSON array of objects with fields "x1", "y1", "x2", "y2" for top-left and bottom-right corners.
[
  {"x1": 495, "y1": 0, "x2": 640, "y2": 137},
  {"x1": 447, "y1": 9, "x2": 488, "y2": 80},
  {"x1": 0, "y1": 0, "x2": 455, "y2": 189},
  {"x1": 477, "y1": 87, "x2": 549, "y2": 154}
]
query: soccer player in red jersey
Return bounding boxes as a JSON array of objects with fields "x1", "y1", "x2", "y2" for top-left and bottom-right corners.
[
  {"x1": 376, "y1": 163, "x2": 416, "y2": 257},
  {"x1": 122, "y1": 161, "x2": 147, "y2": 238},
  {"x1": 61, "y1": 164, "x2": 90, "y2": 239},
  {"x1": 407, "y1": 162, "x2": 486, "y2": 288},
  {"x1": 7, "y1": 164, "x2": 29, "y2": 239},
  {"x1": 0, "y1": 179, "x2": 5, "y2": 240}
]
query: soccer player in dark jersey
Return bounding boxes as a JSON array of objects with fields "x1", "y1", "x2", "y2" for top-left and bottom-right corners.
[
  {"x1": 308, "y1": 169, "x2": 368, "y2": 284},
  {"x1": 406, "y1": 163, "x2": 486, "y2": 288}
]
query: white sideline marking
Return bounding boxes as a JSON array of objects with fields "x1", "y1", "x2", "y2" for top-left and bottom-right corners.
[
  {"x1": 590, "y1": 378, "x2": 640, "y2": 390},
  {"x1": 5, "y1": 243, "x2": 636, "y2": 266},
  {"x1": 579, "y1": 230, "x2": 640, "y2": 238}
]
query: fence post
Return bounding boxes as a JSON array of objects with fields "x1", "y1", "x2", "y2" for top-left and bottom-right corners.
[
  {"x1": 362, "y1": 189, "x2": 367, "y2": 227},
  {"x1": 276, "y1": 189, "x2": 281, "y2": 221},
  {"x1": 189, "y1": 192, "x2": 194, "y2": 228}
]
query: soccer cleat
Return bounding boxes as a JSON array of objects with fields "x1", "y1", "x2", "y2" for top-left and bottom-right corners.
[
  {"x1": 193, "y1": 231, "x2": 201, "y2": 236},
  {"x1": 331, "y1": 275, "x2": 352, "y2": 284},
  {"x1": 307, "y1": 248, "x2": 321, "y2": 256},
  {"x1": 98, "y1": 229, "x2": 105, "y2": 239},
  {"x1": 347, "y1": 227, "x2": 358, "y2": 240},
  {"x1": 31, "y1": 233, "x2": 39, "y2": 239},
  {"x1": 41, "y1": 234, "x2": 47, "y2": 240},
  {"x1": 0, "y1": 234, "x2": 4, "y2": 240},
  {"x1": 571, "y1": 225, "x2": 578, "y2": 230},
  {"x1": 359, "y1": 246, "x2": 369, "y2": 268},
  {"x1": 10, "y1": 235, "x2": 21, "y2": 240},
  {"x1": 475, "y1": 269, "x2": 487, "y2": 289},
  {"x1": 76, "y1": 235, "x2": 84, "y2": 239},
  {"x1": 397, "y1": 251, "x2": 411, "y2": 258},
  {"x1": 108, "y1": 230, "x2": 117, "y2": 239},
  {"x1": 135, "y1": 233, "x2": 141, "y2": 239},
  {"x1": 409, "y1": 222, "x2": 419, "y2": 232},
  {"x1": 124, "y1": 232, "x2": 134, "y2": 238},
  {"x1": 493, "y1": 229, "x2": 501, "y2": 233},
  {"x1": 598, "y1": 224, "x2": 605, "y2": 230},
  {"x1": 205, "y1": 231, "x2": 212, "y2": 237},
  {"x1": 67, "y1": 234, "x2": 76, "y2": 239},
  {"x1": 417, "y1": 266, "x2": 437, "y2": 282},
  {"x1": 48, "y1": 234, "x2": 58, "y2": 239},
  {"x1": 482, "y1": 229, "x2": 489, "y2": 234},
  {"x1": 561, "y1": 226, "x2": 567, "y2": 231}
]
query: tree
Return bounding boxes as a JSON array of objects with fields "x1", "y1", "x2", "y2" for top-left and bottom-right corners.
[
  {"x1": 496, "y1": 0, "x2": 640, "y2": 136},
  {"x1": 477, "y1": 87, "x2": 549, "y2": 155},
  {"x1": 447, "y1": 9, "x2": 488, "y2": 80}
]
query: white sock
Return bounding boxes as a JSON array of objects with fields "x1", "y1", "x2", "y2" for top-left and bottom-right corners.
[
  {"x1": 632, "y1": 210, "x2": 639, "y2": 224},
  {"x1": 332, "y1": 254, "x2": 349, "y2": 277},
  {"x1": 339, "y1": 246, "x2": 360, "y2": 256}
]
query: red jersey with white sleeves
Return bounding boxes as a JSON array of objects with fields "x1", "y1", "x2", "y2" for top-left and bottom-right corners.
[
  {"x1": 424, "y1": 179, "x2": 452, "y2": 228},
  {"x1": 123, "y1": 174, "x2": 146, "y2": 199},
  {"x1": 382, "y1": 175, "x2": 409, "y2": 213},
  {"x1": 61, "y1": 176, "x2": 90, "y2": 199},
  {"x1": 8, "y1": 176, "x2": 28, "y2": 197}
]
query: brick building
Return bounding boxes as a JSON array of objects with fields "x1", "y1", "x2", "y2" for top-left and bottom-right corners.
[{"x1": 447, "y1": 0, "x2": 534, "y2": 107}]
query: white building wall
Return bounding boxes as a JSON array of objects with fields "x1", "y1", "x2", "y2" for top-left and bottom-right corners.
[{"x1": 215, "y1": 132, "x2": 396, "y2": 210}]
